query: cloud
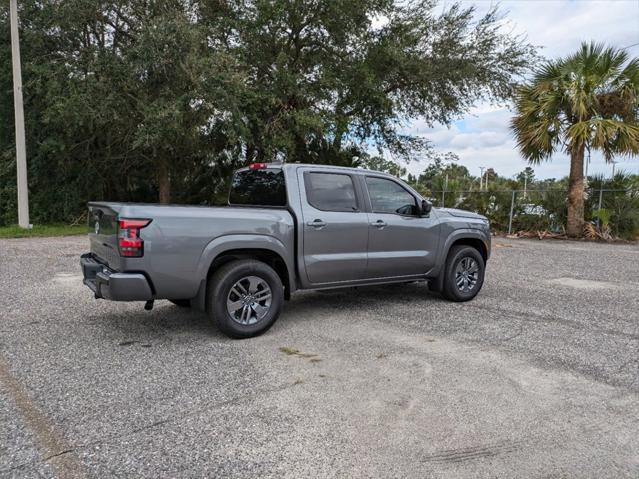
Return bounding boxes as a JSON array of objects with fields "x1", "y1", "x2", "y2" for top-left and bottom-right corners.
[
  {"x1": 449, "y1": 130, "x2": 508, "y2": 149},
  {"x1": 463, "y1": 0, "x2": 639, "y2": 59},
  {"x1": 404, "y1": 0, "x2": 639, "y2": 179}
]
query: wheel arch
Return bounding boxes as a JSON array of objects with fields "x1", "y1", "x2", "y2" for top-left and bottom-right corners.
[
  {"x1": 428, "y1": 229, "x2": 489, "y2": 293},
  {"x1": 206, "y1": 248, "x2": 291, "y2": 298},
  {"x1": 448, "y1": 237, "x2": 488, "y2": 263},
  {"x1": 191, "y1": 235, "x2": 296, "y2": 311}
]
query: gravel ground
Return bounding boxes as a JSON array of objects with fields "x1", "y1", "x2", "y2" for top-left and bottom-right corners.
[{"x1": 0, "y1": 236, "x2": 638, "y2": 478}]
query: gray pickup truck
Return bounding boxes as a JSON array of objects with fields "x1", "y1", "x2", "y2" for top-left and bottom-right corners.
[{"x1": 81, "y1": 163, "x2": 490, "y2": 338}]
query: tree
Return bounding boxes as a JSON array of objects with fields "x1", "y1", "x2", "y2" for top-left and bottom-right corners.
[
  {"x1": 46, "y1": 1, "x2": 228, "y2": 204},
  {"x1": 511, "y1": 42, "x2": 639, "y2": 236},
  {"x1": 0, "y1": 0, "x2": 242, "y2": 209},
  {"x1": 0, "y1": 0, "x2": 535, "y2": 222},
  {"x1": 410, "y1": 152, "x2": 474, "y2": 194},
  {"x1": 359, "y1": 155, "x2": 407, "y2": 178},
  {"x1": 516, "y1": 167, "x2": 535, "y2": 187},
  {"x1": 483, "y1": 168, "x2": 497, "y2": 189},
  {"x1": 203, "y1": 0, "x2": 535, "y2": 164}
]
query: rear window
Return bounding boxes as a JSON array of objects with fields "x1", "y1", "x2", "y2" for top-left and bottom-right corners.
[{"x1": 229, "y1": 169, "x2": 287, "y2": 206}]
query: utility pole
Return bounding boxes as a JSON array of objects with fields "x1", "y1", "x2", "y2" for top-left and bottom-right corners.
[
  {"x1": 611, "y1": 160, "x2": 617, "y2": 178},
  {"x1": 10, "y1": 0, "x2": 30, "y2": 228},
  {"x1": 478, "y1": 166, "x2": 486, "y2": 191}
]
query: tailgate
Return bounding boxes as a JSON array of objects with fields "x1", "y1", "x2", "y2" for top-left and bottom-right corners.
[{"x1": 88, "y1": 203, "x2": 122, "y2": 271}]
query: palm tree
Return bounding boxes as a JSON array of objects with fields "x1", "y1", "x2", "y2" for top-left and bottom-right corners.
[{"x1": 511, "y1": 42, "x2": 639, "y2": 237}]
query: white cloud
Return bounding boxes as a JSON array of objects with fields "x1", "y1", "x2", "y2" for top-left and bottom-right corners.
[{"x1": 405, "y1": 0, "x2": 639, "y2": 179}]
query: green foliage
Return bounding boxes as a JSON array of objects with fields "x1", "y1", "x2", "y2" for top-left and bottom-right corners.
[
  {"x1": 455, "y1": 190, "x2": 513, "y2": 231},
  {"x1": 512, "y1": 42, "x2": 639, "y2": 163},
  {"x1": 410, "y1": 153, "x2": 476, "y2": 196},
  {"x1": 516, "y1": 167, "x2": 535, "y2": 188},
  {"x1": 0, "y1": 0, "x2": 534, "y2": 224},
  {"x1": 592, "y1": 208, "x2": 611, "y2": 226},
  {"x1": 0, "y1": 223, "x2": 86, "y2": 238},
  {"x1": 359, "y1": 155, "x2": 407, "y2": 178},
  {"x1": 405, "y1": 158, "x2": 638, "y2": 238},
  {"x1": 509, "y1": 190, "x2": 567, "y2": 233},
  {"x1": 586, "y1": 172, "x2": 639, "y2": 239},
  {"x1": 605, "y1": 194, "x2": 639, "y2": 239}
]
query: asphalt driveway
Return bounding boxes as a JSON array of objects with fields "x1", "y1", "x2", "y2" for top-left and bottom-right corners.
[{"x1": 1, "y1": 236, "x2": 638, "y2": 478}]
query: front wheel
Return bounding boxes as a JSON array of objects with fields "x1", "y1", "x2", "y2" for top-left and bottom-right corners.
[
  {"x1": 207, "y1": 259, "x2": 284, "y2": 339},
  {"x1": 441, "y1": 245, "x2": 485, "y2": 302}
]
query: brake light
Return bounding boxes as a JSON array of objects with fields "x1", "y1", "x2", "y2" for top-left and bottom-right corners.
[
  {"x1": 118, "y1": 218, "x2": 151, "y2": 257},
  {"x1": 248, "y1": 162, "x2": 267, "y2": 170}
]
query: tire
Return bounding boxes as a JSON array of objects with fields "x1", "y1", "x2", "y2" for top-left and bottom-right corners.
[
  {"x1": 441, "y1": 245, "x2": 485, "y2": 302},
  {"x1": 169, "y1": 299, "x2": 191, "y2": 308},
  {"x1": 207, "y1": 259, "x2": 284, "y2": 339}
]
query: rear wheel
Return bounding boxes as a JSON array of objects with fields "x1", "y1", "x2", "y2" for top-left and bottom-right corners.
[
  {"x1": 441, "y1": 245, "x2": 485, "y2": 302},
  {"x1": 207, "y1": 259, "x2": 284, "y2": 339}
]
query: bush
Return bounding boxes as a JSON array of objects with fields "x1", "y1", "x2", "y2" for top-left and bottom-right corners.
[{"x1": 434, "y1": 185, "x2": 637, "y2": 239}]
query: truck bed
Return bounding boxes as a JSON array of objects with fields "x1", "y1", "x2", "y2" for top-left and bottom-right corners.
[{"x1": 87, "y1": 202, "x2": 295, "y2": 299}]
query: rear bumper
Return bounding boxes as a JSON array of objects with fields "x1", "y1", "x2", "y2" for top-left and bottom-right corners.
[{"x1": 80, "y1": 253, "x2": 153, "y2": 301}]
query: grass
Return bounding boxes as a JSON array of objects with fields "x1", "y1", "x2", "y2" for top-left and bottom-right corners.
[
  {"x1": 278, "y1": 346, "x2": 320, "y2": 361},
  {"x1": 0, "y1": 223, "x2": 86, "y2": 238},
  {"x1": 279, "y1": 346, "x2": 300, "y2": 356}
]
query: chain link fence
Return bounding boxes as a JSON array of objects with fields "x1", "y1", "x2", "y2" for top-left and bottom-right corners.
[{"x1": 427, "y1": 188, "x2": 639, "y2": 239}]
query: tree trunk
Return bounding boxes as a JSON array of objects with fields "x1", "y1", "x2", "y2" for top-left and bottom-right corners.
[
  {"x1": 566, "y1": 144, "x2": 585, "y2": 237},
  {"x1": 158, "y1": 157, "x2": 171, "y2": 204},
  {"x1": 246, "y1": 144, "x2": 256, "y2": 163}
]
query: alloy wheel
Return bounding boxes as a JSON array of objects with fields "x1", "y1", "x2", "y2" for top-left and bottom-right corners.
[
  {"x1": 226, "y1": 276, "x2": 272, "y2": 325},
  {"x1": 454, "y1": 257, "x2": 479, "y2": 293}
]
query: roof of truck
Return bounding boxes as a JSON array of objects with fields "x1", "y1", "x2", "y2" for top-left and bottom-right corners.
[{"x1": 239, "y1": 162, "x2": 395, "y2": 177}]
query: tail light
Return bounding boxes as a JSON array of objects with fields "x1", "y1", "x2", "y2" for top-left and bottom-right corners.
[
  {"x1": 118, "y1": 218, "x2": 151, "y2": 257},
  {"x1": 248, "y1": 162, "x2": 267, "y2": 170}
]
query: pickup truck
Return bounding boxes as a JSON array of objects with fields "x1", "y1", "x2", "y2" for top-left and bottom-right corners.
[{"x1": 81, "y1": 163, "x2": 490, "y2": 338}]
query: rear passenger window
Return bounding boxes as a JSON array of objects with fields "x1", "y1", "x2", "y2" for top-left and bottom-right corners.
[{"x1": 305, "y1": 172, "x2": 358, "y2": 212}]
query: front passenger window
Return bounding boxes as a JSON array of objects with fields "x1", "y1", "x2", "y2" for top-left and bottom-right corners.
[{"x1": 366, "y1": 177, "x2": 419, "y2": 216}]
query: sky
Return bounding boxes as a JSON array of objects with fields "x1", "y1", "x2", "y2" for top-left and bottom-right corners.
[{"x1": 402, "y1": 0, "x2": 639, "y2": 180}]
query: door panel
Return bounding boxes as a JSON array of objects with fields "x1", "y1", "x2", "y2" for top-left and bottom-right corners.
[
  {"x1": 365, "y1": 176, "x2": 439, "y2": 278},
  {"x1": 366, "y1": 213, "x2": 438, "y2": 277},
  {"x1": 299, "y1": 170, "x2": 369, "y2": 284}
]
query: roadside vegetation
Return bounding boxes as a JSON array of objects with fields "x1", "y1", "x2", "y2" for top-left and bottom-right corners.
[
  {"x1": 0, "y1": 224, "x2": 85, "y2": 238},
  {"x1": 0, "y1": 0, "x2": 534, "y2": 226},
  {"x1": 1, "y1": 4, "x2": 637, "y2": 240},
  {"x1": 511, "y1": 42, "x2": 639, "y2": 237},
  {"x1": 401, "y1": 160, "x2": 639, "y2": 240}
]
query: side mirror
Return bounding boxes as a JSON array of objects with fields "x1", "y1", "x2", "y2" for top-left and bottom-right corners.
[{"x1": 421, "y1": 199, "x2": 432, "y2": 216}]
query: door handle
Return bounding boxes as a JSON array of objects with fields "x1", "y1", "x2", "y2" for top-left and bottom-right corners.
[
  {"x1": 307, "y1": 219, "x2": 327, "y2": 228},
  {"x1": 370, "y1": 220, "x2": 387, "y2": 228}
]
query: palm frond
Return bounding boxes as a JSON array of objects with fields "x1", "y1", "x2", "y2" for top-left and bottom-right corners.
[
  {"x1": 511, "y1": 42, "x2": 639, "y2": 165},
  {"x1": 588, "y1": 118, "x2": 639, "y2": 160}
]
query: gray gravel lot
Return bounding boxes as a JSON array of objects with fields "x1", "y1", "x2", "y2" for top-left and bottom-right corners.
[{"x1": 1, "y1": 236, "x2": 638, "y2": 478}]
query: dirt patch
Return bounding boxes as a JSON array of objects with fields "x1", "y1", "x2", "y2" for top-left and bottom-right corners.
[{"x1": 548, "y1": 277, "x2": 617, "y2": 290}]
